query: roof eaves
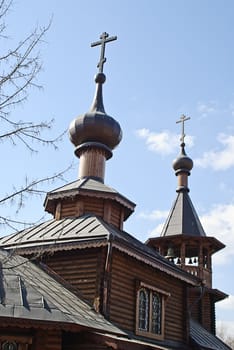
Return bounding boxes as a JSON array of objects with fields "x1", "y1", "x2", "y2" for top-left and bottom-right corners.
[
  {"x1": 111, "y1": 236, "x2": 200, "y2": 286},
  {"x1": 45, "y1": 187, "x2": 135, "y2": 212},
  {"x1": 4, "y1": 238, "x2": 108, "y2": 255}
]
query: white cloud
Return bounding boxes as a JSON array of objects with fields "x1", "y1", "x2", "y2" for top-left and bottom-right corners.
[
  {"x1": 149, "y1": 222, "x2": 165, "y2": 237},
  {"x1": 139, "y1": 210, "x2": 169, "y2": 221},
  {"x1": 139, "y1": 210, "x2": 169, "y2": 237},
  {"x1": 195, "y1": 133, "x2": 234, "y2": 171},
  {"x1": 217, "y1": 295, "x2": 234, "y2": 311},
  {"x1": 216, "y1": 319, "x2": 234, "y2": 339},
  {"x1": 197, "y1": 101, "x2": 218, "y2": 118},
  {"x1": 199, "y1": 203, "x2": 234, "y2": 265},
  {"x1": 136, "y1": 129, "x2": 194, "y2": 156}
]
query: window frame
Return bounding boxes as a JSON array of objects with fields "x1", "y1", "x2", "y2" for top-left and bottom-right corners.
[
  {"x1": 135, "y1": 281, "x2": 170, "y2": 340},
  {"x1": 0, "y1": 335, "x2": 32, "y2": 350}
]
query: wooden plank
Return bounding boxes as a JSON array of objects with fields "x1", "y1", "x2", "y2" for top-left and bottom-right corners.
[{"x1": 109, "y1": 249, "x2": 187, "y2": 342}]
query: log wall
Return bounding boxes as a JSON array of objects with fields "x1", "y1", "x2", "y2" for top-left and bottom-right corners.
[
  {"x1": 188, "y1": 288, "x2": 213, "y2": 332},
  {"x1": 108, "y1": 249, "x2": 188, "y2": 343},
  {"x1": 202, "y1": 293, "x2": 212, "y2": 332},
  {"x1": 42, "y1": 246, "x2": 192, "y2": 343},
  {"x1": 43, "y1": 247, "x2": 106, "y2": 305},
  {"x1": 45, "y1": 330, "x2": 62, "y2": 350},
  {"x1": 58, "y1": 197, "x2": 123, "y2": 229}
]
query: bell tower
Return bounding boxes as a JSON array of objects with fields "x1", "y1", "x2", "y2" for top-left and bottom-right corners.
[
  {"x1": 147, "y1": 115, "x2": 224, "y2": 287},
  {"x1": 146, "y1": 116, "x2": 227, "y2": 332}
]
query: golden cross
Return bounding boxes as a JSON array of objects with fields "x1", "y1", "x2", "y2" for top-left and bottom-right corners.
[
  {"x1": 91, "y1": 32, "x2": 117, "y2": 73},
  {"x1": 176, "y1": 114, "x2": 190, "y2": 143}
]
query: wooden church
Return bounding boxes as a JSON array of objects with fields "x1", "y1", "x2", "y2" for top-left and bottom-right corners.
[{"x1": 0, "y1": 32, "x2": 231, "y2": 350}]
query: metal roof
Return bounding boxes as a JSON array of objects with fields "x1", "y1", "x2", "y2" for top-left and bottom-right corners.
[
  {"x1": 94, "y1": 332, "x2": 190, "y2": 350},
  {"x1": 0, "y1": 215, "x2": 109, "y2": 249},
  {"x1": 0, "y1": 215, "x2": 200, "y2": 286},
  {"x1": 190, "y1": 319, "x2": 232, "y2": 350},
  {"x1": 0, "y1": 248, "x2": 125, "y2": 335},
  {"x1": 161, "y1": 191, "x2": 206, "y2": 237},
  {"x1": 48, "y1": 178, "x2": 118, "y2": 194},
  {"x1": 44, "y1": 177, "x2": 135, "y2": 208},
  {"x1": 44, "y1": 178, "x2": 136, "y2": 220}
]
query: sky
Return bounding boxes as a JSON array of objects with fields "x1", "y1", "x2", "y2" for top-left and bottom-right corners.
[{"x1": 1, "y1": 0, "x2": 234, "y2": 337}]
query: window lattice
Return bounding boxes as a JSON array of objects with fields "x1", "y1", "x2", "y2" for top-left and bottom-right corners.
[
  {"x1": 139, "y1": 289, "x2": 149, "y2": 331},
  {"x1": 138, "y1": 287, "x2": 162, "y2": 336}
]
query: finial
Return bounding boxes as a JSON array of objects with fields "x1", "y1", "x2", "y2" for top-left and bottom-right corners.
[
  {"x1": 91, "y1": 32, "x2": 117, "y2": 73},
  {"x1": 173, "y1": 114, "x2": 193, "y2": 192},
  {"x1": 176, "y1": 114, "x2": 190, "y2": 144}
]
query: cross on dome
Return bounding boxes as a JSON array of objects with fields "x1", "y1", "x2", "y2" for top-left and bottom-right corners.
[
  {"x1": 176, "y1": 114, "x2": 190, "y2": 144},
  {"x1": 91, "y1": 32, "x2": 117, "y2": 73}
]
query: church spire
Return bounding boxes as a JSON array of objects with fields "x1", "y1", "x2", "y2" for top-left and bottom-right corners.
[
  {"x1": 69, "y1": 32, "x2": 122, "y2": 183},
  {"x1": 173, "y1": 115, "x2": 193, "y2": 192},
  {"x1": 146, "y1": 115, "x2": 225, "y2": 291}
]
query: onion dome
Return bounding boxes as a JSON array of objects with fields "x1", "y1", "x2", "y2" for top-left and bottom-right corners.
[
  {"x1": 69, "y1": 72, "x2": 122, "y2": 159},
  {"x1": 68, "y1": 32, "x2": 122, "y2": 183},
  {"x1": 173, "y1": 142, "x2": 193, "y2": 175}
]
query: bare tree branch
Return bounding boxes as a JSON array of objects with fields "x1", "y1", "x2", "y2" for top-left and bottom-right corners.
[
  {"x1": 0, "y1": 1, "x2": 70, "y2": 231},
  {"x1": 0, "y1": 166, "x2": 71, "y2": 206}
]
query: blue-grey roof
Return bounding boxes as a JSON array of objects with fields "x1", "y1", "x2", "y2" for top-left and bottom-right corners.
[
  {"x1": 161, "y1": 191, "x2": 206, "y2": 237},
  {"x1": 44, "y1": 178, "x2": 135, "y2": 221},
  {"x1": 45, "y1": 177, "x2": 135, "y2": 209},
  {"x1": 50, "y1": 178, "x2": 118, "y2": 194},
  {"x1": 0, "y1": 215, "x2": 109, "y2": 250},
  {"x1": 190, "y1": 319, "x2": 232, "y2": 350},
  {"x1": 0, "y1": 215, "x2": 200, "y2": 286},
  {"x1": 0, "y1": 248, "x2": 125, "y2": 335}
]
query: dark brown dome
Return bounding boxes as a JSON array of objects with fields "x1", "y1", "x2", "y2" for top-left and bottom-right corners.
[
  {"x1": 69, "y1": 72, "x2": 122, "y2": 150},
  {"x1": 69, "y1": 111, "x2": 122, "y2": 150},
  {"x1": 173, "y1": 143, "x2": 193, "y2": 173}
]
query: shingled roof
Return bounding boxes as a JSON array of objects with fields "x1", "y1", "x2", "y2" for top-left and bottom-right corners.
[{"x1": 0, "y1": 248, "x2": 125, "y2": 335}]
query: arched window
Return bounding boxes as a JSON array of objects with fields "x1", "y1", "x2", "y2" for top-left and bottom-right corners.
[
  {"x1": 151, "y1": 292, "x2": 162, "y2": 334},
  {"x1": 138, "y1": 288, "x2": 149, "y2": 331},
  {"x1": 136, "y1": 283, "x2": 169, "y2": 340}
]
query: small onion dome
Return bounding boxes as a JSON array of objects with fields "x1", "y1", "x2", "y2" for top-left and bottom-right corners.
[
  {"x1": 173, "y1": 142, "x2": 193, "y2": 175},
  {"x1": 69, "y1": 72, "x2": 122, "y2": 152}
]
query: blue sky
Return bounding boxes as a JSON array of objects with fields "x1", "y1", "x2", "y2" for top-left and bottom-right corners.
[{"x1": 1, "y1": 0, "x2": 234, "y2": 336}]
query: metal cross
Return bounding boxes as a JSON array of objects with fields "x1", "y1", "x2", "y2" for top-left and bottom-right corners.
[
  {"x1": 176, "y1": 114, "x2": 190, "y2": 143},
  {"x1": 91, "y1": 32, "x2": 117, "y2": 73}
]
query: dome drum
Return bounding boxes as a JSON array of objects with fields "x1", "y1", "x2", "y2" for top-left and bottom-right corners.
[{"x1": 75, "y1": 142, "x2": 113, "y2": 160}]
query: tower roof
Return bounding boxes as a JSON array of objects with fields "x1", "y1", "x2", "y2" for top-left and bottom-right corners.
[
  {"x1": 44, "y1": 177, "x2": 135, "y2": 221},
  {"x1": 161, "y1": 190, "x2": 206, "y2": 237},
  {"x1": 147, "y1": 115, "x2": 225, "y2": 255}
]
